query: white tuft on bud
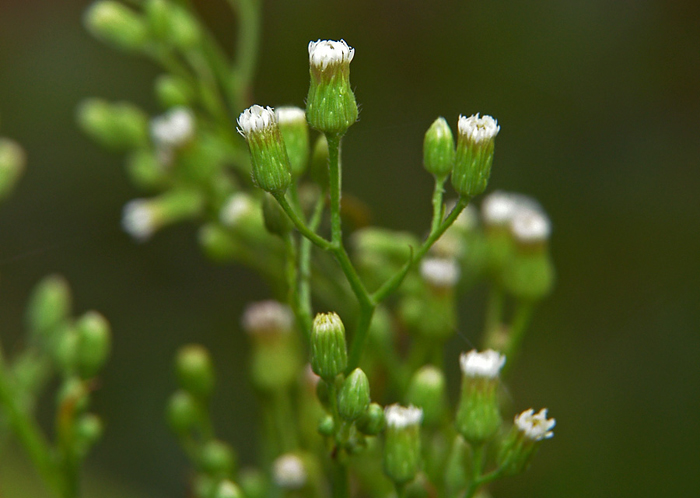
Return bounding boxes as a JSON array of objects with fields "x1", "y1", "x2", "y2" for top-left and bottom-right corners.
[
  {"x1": 237, "y1": 105, "x2": 276, "y2": 137},
  {"x1": 459, "y1": 349, "x2": 506, "y2": 378},
  {"x1": 514, "y1": 408, "x2": 555, "y2": 441},
  {"x1": 420, "y1": 258, "x2": 461, "y2": 288},
  {"x1": 275, "y1": 106, "x2": 306, "y2": 124},
  {"x1": 457, "y1": 114, "x2": 500, "y2": 143},
  {"x1": 122, "y1": 199, "x2": 155, "y2": 241},
  {"x1": 219, "y1": 193, "x2": 257, "y2": 228},
  {"x1": 273, "y1": 454, "x2": 307, "y2": 489},
  {"x1": 150, "y1": 107, "x2": 194, "y2": 148},
  {"x1": 241, "y1": 300, "x2": 294, "y2": 335},
  {"x1": 384, "y1": 404, "x2": 423, "y2": 429},
  {"x1": 308, "y1": 39, "x2": 355, "y2": 69},
  {"x1": 481, "y1": 191, "x2": 542, "y2": 226},
  {"x1": 510, "y1": 207, "x2": 551, "y2": 243}
]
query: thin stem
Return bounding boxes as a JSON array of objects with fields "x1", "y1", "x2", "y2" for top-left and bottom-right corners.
[
  {"x1": 273, "y1": 193, "x2": 332, "y2": 250},
  {"x1": 464, "y1": 444, "x2": 485, "y2": 498},
  {"x1": 298, "y1": 196, "x2": 326, "y2": 340},
  {"x1": 326, "y1": 133, "x2": 343, "y2": 245},
  {"x1": 482, "y1": 285, "x2": 505, "y2": 347},
  {"x1": 415, "y1": 196, "x2": 470, "y2": 262},
  {"x1": 345, "y1": 304, "x2": 375, "y2": 373},
  {"x1": 227, "y1": 0, "x2": 261, "y2": 110},
  {"x1": 501, "y1": 300, "x2": 535, "y2": 376},
  {"x1": 430, "y1": 176, "x2": 447, "y2": 233}
]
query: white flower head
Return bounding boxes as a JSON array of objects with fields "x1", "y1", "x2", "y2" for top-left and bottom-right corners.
[
  {"x1": 481, "y1": 191, "x2": 542, "y2": 227},
  {"x1": 458, "y1": 113, "x2": 500, "y2": 143},
  {"x1": 275, "y1": 106, "x2": 306, "y2": 125},
  {"x1": 420, "y1": 257, "x2": 461, "y2": 288},
  {"x1": 510, "y1": 207, "x2": 551, "y2": 243},
  {"x1": 151, "y1": 107, "x2": 195, "y2": 148},
  {"x1": 308, "y1": 39, "x2": 355, "y2": 70},
  {"x1": 273, "y1": 453, "x2": 307, "y2": 489},
  {"x1": 237, "y1": 105, "x2": 277, "y2": 137},
  {"x1": 385, "y1": 404, "x2": 423, "y2": 429},
  {"x1": 514, "y1": 408, "x2": 555, "y2": 441},
  {"x1": 219, "y1": 193, "x2": 257, "y2": 228},
  {"x1": 459, "y1": 349, "x2": 506, "y2": 378},
  {"x1": 122, "y1": 199, "x2": 156, "y2": 241},
  {"x1": 242, "y1": 300, "x2": 295, "y2": 335}
]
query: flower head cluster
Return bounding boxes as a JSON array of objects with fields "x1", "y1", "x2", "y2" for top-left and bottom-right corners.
[
  {"x1": 458, "y1": 113, "x2": 500, "y2": 144},
  {"x1": 514, "y1": 408, "x2": 556, "y2": 441},
  {"x1": 384, "y1": 404, "x2": 423, "y2": 429},
  {"x1": 308, "y1": 39, "x2": 355, "y2": 70},
  {"x1": 460, "y1": 349, "x2": 506, "y2": 378}
]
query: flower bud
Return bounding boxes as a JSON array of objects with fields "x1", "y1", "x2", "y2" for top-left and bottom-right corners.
[
  {"x1": 166, "y1": 389, "x2": 200, "y2": 434},
  {"x1": 155, "y1": 74, "x2": 195, "y2": 108},
  {"x1": 497, "y1": 408, "x2": 555, "y2": 475},
  {"x1": 405, "y1": 366, "x2": 447, "y2": 427},
  {"x1": 239, "y1": 468, "x2": 268, "y2": 498},
  {"x1": 84, "y1": 1, "x2": 148, "y2": 51},
  {"x1": 455, "y1": 350, "x2": 505, "y2": 445},
  {"x1": 357, "y1": 402, "x2": 386, "y2": 436},
  {"x1": 273, "y1": 453, "x2": 307, "y2": 490},
  {"x1": 0, "y1": 138, "x2": 25, "y2": 200},
  {"x1": 318, "y1": 414, "x2": 335, "y2": 437},
  {"x1": 150, "y1": 107, "x2": 195, "y2": 150},
  {"x1": 198, "y1": 223, "x2": 240, "y2": 262},
  {"x1": 383, "y1": 404, "x2": 423, "y2": 486},
  {"x1": 451, "y1": 114, "x2": 500, "y2": 197},
  {"x1": 310, "y1": 312, "x2": 347, "y2": 381},
  {"x1": 122, "y1": 188, "x2": 203, "y2": 241},
  {"x1": 309, "y1": 134, "x2": 329, "y2": 188},
  {"x1": 275, "y1": 106, "x2": 310, "y2": 178},
  {"x1": 200, "y1": 439, "x2": 237, "y2": 478},
  {"x1": 237, "y1": 105, "x2": 292, "y2": 194},
  {"x1": 212, "y1": 480, "x2": 244, "y2": 498},
  {"x1": 54, "y1": 326, "x2": 79, "y2": 374},
  {"x1": 423, "y1": 117, "x2": 455, "y2": 179},
  {"x1": 77, "y1": 99, "x2": 149, "y2": 150},
  {"x1": 306, "y1": 40, "x2": 358, "y2": 136},
  {"x1": 75, "y1": 311, "x2": 111, "y2": 379},
  {"x1": 175, "y1": 344, "x2": 215, "y2": 399},
  {"x1": 125, "y1": 149, "x2": 169, "y2": 190},
  {"x1": 338, "y1": 368, "x2": 371, "y2": 421},
  {"x1": 26, "y1": 275, "x2": 72, "y2": 338}
]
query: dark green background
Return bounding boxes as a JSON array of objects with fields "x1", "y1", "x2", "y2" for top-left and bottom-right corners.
[{"x1": 1, "y1": 0, "x2": 699, "y2": 496}]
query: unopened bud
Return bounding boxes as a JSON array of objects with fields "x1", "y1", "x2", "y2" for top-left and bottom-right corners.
[
  {"x1": 26, "y1": 275, "x2": 72, "y2": 338},
  {"x1": 357, "y1": 402, "x2": 385, "y2": 436},
  {"x1": 175, "y1": 344, "x2": 215, "y2": 398},
  {"x1": 423, "y1": 117, "x2": 455, "y2": 179},
  {"x1": 383, "y1": 404, "x2": 423, "y2": 486},
  {"x1": 75, "y1": 311, "x2": 111, "y2": 379},
  {"x1": 77, "y1": 99, "x2": 148, "y2": 150},
  {"x1": 276, "y1": 106, "x2": 309, "y2": 178},
  {"x1": 200, "y1": 439, "x2": 237, "y2": 478},
  {"x1": 405, "y1": 366, "x2": 447, "y2": 427},
  {"x1": 84, "y1": 1, "x2": 148, "y2": 51},
  {"x1": 310, "y1": 312, "x2": 347, "y2": 381},
  {"x1": 166, "y1": 389, "x2": 199, "y2": 434},
  {"x1": 0, "y1": 138, "x2": 25, "y2": 200},
  {"x1": 338, "y1": 368, "x2": 371, "y2": 421},
  {"x1": 155, "y1": 74, "x2": 195, "y2": 108}
]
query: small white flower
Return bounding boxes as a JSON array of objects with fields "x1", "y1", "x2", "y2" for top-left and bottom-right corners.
[
  {"x1": 481, "y1": 191, "x2": 542, "y2": 227},
  {"x1": 514, "y1": 408, "x2": 555, "y2": 441},
  {"x1": 241, "y1": 300, "x2": 294, "y2": 335},
  {"x1": 308, "y1": 39, "x2": 355, "y2": 69},
  {"x1": 510, "y1": 207, "x2": 551, "y2": 243},
  {"x1": 385, "y1": 404, "x2": 423, "y2": 429},
  {"x1": 151, "y1": 107, "x2": 194, "y2": 148},
  {"x1": 237, "y1": 105, "x2": 276, "y2": 137},
  {"x1": 275, "y1": 106, "x2": 306, "y2": 124},
  {"x1": 458, "y1": 113, "x2": 500, "y2": 143},
  {"x1": 219, "y1": 193, "x2": 256, "y2": 228},
  {"x1": 420, "y1": 257, "x2": 461, "y2": 288},
  {"x1": 459, "y1": 349, "x2": 506, "y2": 378},
  {"x1": 122, "y1": 199, "x2": 156, "y2": 241},
  {"x1": 273, "y1": 454, "x2": 307, "y2": 489}
]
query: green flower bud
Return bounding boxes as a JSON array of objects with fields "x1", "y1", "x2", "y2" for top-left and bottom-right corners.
[
  {"x1": 501, "y1": 208, "x2": 555, "y2": 301},
  {"x1": 212, "y1": 480, "x2": 244, "y2": 498},
  {"x1": 357, "y1": 402, "x2": 385, "y2": 436},
  {"x1": 423, "y1": 117, "x2": 455, "y2": 179},
  {"x1": 310, "y1": 312, "x2": 347, "y2": 381},
  {"x1": 56, "y1": 376, "x2": 89, "y2": 414},
  {"x1": 309, "y1": 134, "x2": 329, "y2": 188},
  {"x1": 125, "y1": 149, "x2": 169, "y2": 190},
  {"x1": 239, "y1": 468, "x2": 268, "y2": 498},
  {"x1": 74, "y1": 413, "x2": 104, "y2": 454},
  {"x1": 165, "y1": 4, "x2": 201, "y2": 50},
  {"x1": 54, "y1": 326, "x2": 79, "y2": 374},
  {"x1": 0, "y1": 138, "x2": 26, "y2": 201},
  {"x1": 383, "y1": 404, "x2": 423, "y2": 486},
  {"x1": 237, "y1": 105, "x2": 292, "y2": 194},
  {"x1": 338, "y1": 368, "x2": 371, "y2": 421},
  {"x1": 121, "y1": 188, "x2": 203, "y2": 241},
  {"x1": 276, "y1": 106, "x2": 310, "y2": 178},
  {"x1": 451, "y1": 114, "x2": 500, "y2": 197},
  {"x1": 262, "y1": 193, "x2": 293, "y2": 237},
  {"x1": 455, "y1": 350, "x2": 505, "y2": 445},
  {"x1": 75, "y1": 311, "x2": 111, "y2": 379},
  {"x1": 200, "y1": 439, "x2": 237, "y2": 478},
  {"x1": 77, "y1": 99, "x2": 149, "y2": 150},
  {"x1": 166, "y1": 389, "x2": 199, "y2": 434},
  {"x1": 306, "y1": 40, "x2": 358, "y2": 136},
  {"x1": 84, "y1": 1, "x2": 148, "y2": 51},
  {"x1": 198, "y1": 223, "x2": 240, "y2": 262},
  {"x1": 497, "y1": 408, "x2": 555, "y2": 475},
  {"x1": 175, "y1": 344, "x2": 215, "y2": 399},
  {"x1": 155, "y1": 74, "x2": 195, "y2": 108},
  {"x1": 318, "y1": 414, "x2": 335, "y2": 437},
  {"x1": 405, "y1": 366, "x2": 447, "y2": 427},
  {"x1": 26, "y1": 275, "x2": 72, "y2": 338}
]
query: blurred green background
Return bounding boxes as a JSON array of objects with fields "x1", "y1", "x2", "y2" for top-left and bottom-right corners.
[{"x1": 1, "y1": 0, "x2": 699, "y2": 496}]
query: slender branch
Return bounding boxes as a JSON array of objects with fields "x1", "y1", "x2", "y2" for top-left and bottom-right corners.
[
  {"x1": 273, "y1": 193, "x2": 333, "y2": 250},
  {"x1": 227, "y1": 0, "x2": 262, "y2": 110},
  {"x1": 326, "y1": 133, "x2": 343, "y2": 245},
  {"x1": 430, "y1": 176, "x2": 447, "y2": 233},
  {"x1": 298, "y1": 196, "x2": 326, "y2": 339}
]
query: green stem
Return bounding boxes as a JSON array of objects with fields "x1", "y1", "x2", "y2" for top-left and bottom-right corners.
[
  {"x1": 482, "y1": 285, "x2": 505, "y2": 347},
  {"x1": 464, "y1": 444, "x2": 485, "y2": 498},
  {"x1": 0, "y1": 348, "x2": 63, "y2": 496},
  {"x1": 272, "y1": 388, "x2": 297, "y2": 452},
  {"x1": 501, "y1": 301, "x2": 535, "y2": 376},
  {"x1": 227, "y1": 0, "x2": 261, "y2": 111},
  {"x1": 298, "y1": 196, "x2": 326, "y2": 340},
  {"x1": 430, "y1": 176, "x2": 447, "y2": 233},
  {"x1": 415, "y1": 196, "x2": 470, "y2": 262},
  {"x1": 273, "y1": 193, "x2": 332, "y2": 250},
  {"x1": 325, "y1": 133, "x2": 343, "y2": 245}
]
